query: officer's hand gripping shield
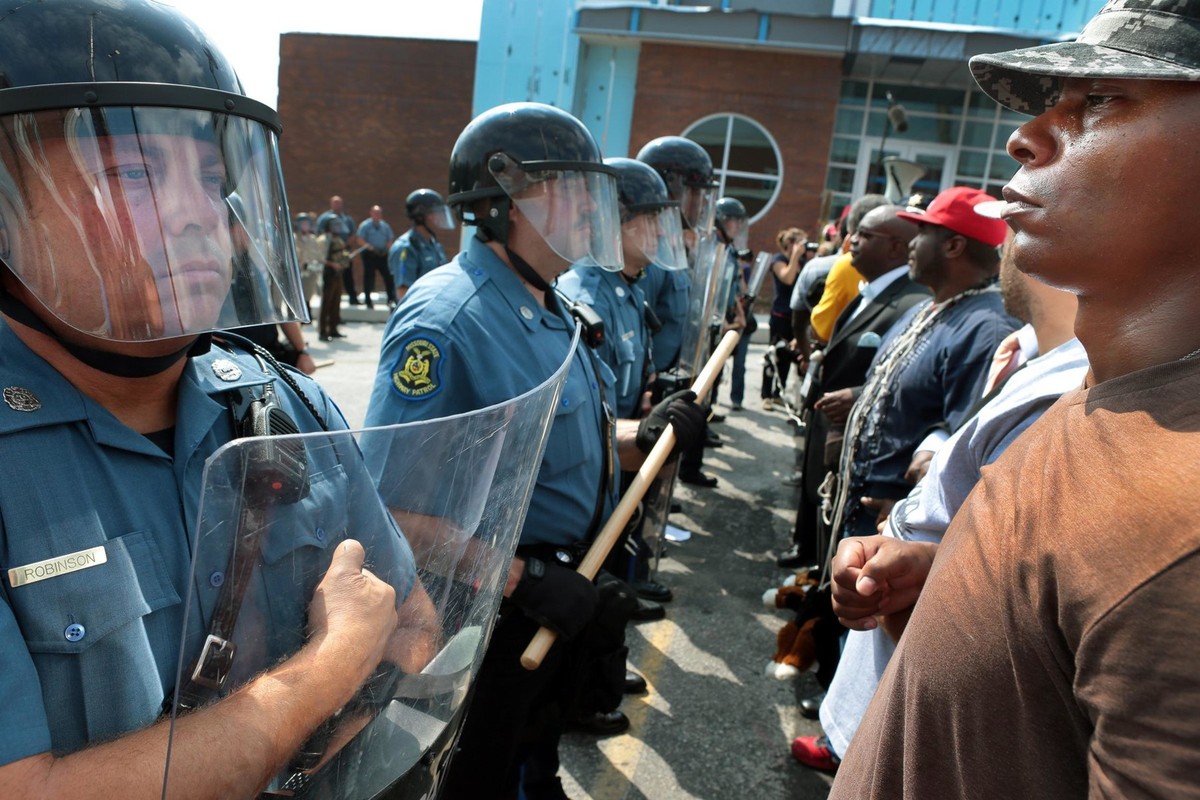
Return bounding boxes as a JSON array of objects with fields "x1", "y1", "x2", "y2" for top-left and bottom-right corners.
[{"x1": 164, "y1": 333, "x2": 578, "y2": 799}]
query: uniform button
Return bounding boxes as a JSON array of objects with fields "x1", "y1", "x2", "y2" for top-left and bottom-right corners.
[
  {"x1": 561, "y1": 398, "x2": 569, "y2": 407},
  {"x1": 64, "y1": 623, "x2": 86, "y2": 642},
  {"x1": 315, "y1": 527, "x2": 326, "y2": 542},
  {"x1": 209, "y1": 571, "x2": 225, "y2": 588},
  {"x1": 473, "y1": 269, "x2": 483, "y2": 276},
  {"x1": 615, "y1": 286, "x2": 626, "y2": 298}
]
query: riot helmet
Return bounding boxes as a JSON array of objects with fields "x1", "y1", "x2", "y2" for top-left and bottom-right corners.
[
  {"x1": 715, "y1": 196, "x2": 750, "y2": 253},
  {"x1": 294, "y1": 212, "x2": 315, "y2": 233},
  {"x1": 604, "y1": 157, "x2": 687, "y2": 273},
  {"x1": 448, "y1": 102, "x2": 623, "y2": 271},
  {"x1": 635, "y1": 136, "x2": 718, "y2": 236},
  {"x1": 405, "y1": 188, "x2": 455, "y2": 231},
  {"x1": 0, "y1": 0, "x2": 304, "y2": 345}
]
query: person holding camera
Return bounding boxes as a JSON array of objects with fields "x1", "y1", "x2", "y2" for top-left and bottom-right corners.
[{"x1": 761, "y1": 227, "x2": 813, "y2": 410}]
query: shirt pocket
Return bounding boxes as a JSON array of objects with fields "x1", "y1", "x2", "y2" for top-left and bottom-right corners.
[
  {"x1": 539, "y1": 369, "x2": 594, "y2": 480},
  {"x1": 16, "y1": 530, "x2": 180, "y2": 656}
]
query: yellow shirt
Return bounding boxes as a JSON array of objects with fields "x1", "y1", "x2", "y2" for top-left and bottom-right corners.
[{"x1": 810, "y1": 252, "x2": 863, "y2": 343}]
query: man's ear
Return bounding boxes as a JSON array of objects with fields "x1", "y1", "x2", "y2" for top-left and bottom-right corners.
[{"x1": 942, "y1": 233, "x2": 968, "y2": 259}]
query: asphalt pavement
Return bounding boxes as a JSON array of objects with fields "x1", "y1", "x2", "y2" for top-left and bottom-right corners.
[{"x1": 302, "y1": 299, "x2": 834, "y2": 800}]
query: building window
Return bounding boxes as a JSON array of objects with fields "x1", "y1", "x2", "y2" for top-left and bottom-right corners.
[
  {"x1": 823, "y1": 79, "x2": 1020, "y2": 220},
  {"x1": 682, "y1": 113, "x2": 782, "y2": 223}
]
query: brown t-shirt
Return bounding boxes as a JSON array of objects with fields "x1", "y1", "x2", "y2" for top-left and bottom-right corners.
[{"x1": 831, "y1": 357, "x2": 1200, "y2": 799}]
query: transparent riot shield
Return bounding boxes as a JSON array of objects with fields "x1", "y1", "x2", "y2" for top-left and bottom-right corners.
[
  {"x1": 746, "y1": 251, "x2": 774, "y2": 299},
  {"x1": 164, "y1": 332, "x2": 578, "y2": 800},
  {"x1": 676, "y1": 233, "x2": 728, "y2": 380}
]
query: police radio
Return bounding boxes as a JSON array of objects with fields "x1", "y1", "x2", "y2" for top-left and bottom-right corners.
[{"x1": 557, "y1": 293, "x2": 606, "y2": 350}]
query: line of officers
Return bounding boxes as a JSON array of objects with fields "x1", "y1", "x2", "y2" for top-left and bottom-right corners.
[{"x1": 362, "y1": 102, "x2": 758, "y2": 798}]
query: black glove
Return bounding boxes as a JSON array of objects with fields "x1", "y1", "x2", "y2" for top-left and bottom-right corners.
[
  {"x1": 636, "y1": 389, "x2": 705, "y2": 457},
  {"x1": 509, "y1": 557, "x2": 599, "y2": 641}
]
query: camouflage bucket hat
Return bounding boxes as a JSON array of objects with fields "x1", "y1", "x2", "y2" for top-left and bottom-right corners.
[{"x1": 970, "y1": 0, "x2": 1200, "y2": 114}]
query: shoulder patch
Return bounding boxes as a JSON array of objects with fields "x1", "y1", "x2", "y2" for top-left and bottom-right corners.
[{"x1": 390, "y1": 336, "x2": 444, "y2": 400}]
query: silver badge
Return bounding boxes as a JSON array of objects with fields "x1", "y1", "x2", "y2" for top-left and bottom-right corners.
[
  {"x1": 211, "y1": 359, "x2": 242, "y2": 382},
  {"x1": 3, "y1": 386, "x2": 41, "y2": 412},
  {"x1": 615, "y1": 286, "x2": 626, "y2": 298}
]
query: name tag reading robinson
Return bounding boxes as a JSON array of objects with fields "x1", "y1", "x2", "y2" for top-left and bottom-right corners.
[{"x1": 7, "y1": 546, "x2": 107, "y2": 588}]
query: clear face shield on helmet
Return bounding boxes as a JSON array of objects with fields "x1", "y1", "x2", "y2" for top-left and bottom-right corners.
[
  {"x1": 622, "y1": 203, "x2": 688, "y2": 272},
  {"x1": 0, "y1": 106, "x2": 305, "y2": 342},
  {"x1": 664, "y1": 174, "x2": 717, "y2": 236},
  {"x1": 719, "y1": 215, "x2": 750, "y2": 253},
  {"x1": 488, "y1": 153, "x2": 624, "y2": 271},
  {"x1": 420, "y1": 202, "x2": 457, "y2": 232}
]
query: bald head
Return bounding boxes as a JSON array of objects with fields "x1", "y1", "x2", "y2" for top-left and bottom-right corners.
[{"x1": 850, "y1": 206, "x2": 918, "y2": 281}]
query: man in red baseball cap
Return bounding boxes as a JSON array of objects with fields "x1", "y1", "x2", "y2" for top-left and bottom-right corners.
[{"x1": 819, "y1": 189, "x2": 1019, "y2": 542}]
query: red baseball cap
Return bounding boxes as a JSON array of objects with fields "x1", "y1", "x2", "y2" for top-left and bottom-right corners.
[{"x1": 896, "y1": 186, "x2": 1008, "y2": 247}]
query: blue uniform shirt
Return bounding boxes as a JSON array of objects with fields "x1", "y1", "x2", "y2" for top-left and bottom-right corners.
[
  {"x1": 364, "y1": 237, "x2": 618, "y2": 546},
  {"x1": 315, "y1": 210, "x2": 354, "y2": 241},
  {"x1": 557, "y1": 267, "x2": 649, "y2": 419},
  {"x1": 0, "y1": 325, "x2": 415, "y2": 765},
  {"x1": 390, "y1": 228, "x2": 449, "y2": 289},
  {"x1": 356, "y1": 218, "x2": 395, "y2": 252},
  {"x1": 639, "y1": 263, "x2": 690, "y2": 373}
]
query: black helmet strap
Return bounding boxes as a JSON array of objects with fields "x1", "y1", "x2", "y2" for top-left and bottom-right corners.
[
  {"x1": 0, "y1": 290, "x2": 210, "y2": 377},
  {"x1": 504, "y1": 245, "x2": 559, "y2": 315}
]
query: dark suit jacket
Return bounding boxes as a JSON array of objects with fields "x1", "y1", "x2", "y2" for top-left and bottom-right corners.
[{"x1": 817, "y1": 274, "x2": 931, "y2": 396}]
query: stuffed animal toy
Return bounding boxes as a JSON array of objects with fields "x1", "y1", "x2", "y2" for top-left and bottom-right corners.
[{"x1": 762, "y1": 569, "x2": 842, "y2": 688}]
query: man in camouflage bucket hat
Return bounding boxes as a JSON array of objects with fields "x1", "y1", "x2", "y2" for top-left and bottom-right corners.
[{"x1": 825, "y1": 1, "x2": 1200, "y2": 797}]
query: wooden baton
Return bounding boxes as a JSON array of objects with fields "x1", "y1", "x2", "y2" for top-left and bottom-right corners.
[{"x1": 520, "y1": 328, "x2": 743, "y2": 670}]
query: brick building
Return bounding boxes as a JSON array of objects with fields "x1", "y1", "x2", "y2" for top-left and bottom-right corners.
[{"x1": 277, "y1": 34, "x2": 476, "y2": 256}]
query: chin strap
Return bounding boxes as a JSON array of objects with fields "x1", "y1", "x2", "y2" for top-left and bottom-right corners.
[
  {"x1": 0, "y1": 291, "x2": 209, "y2": 378},
  {"x1": 505, "y1": 245, "x2": 561, "y2": 315}
]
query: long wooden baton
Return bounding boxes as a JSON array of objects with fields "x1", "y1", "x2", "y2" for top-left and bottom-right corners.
[{"x1": 521, "y1": 328, "x2": 743, "y2": 670}]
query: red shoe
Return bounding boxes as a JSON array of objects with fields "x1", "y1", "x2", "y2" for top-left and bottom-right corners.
[{"x1": 791, "y1": 735, "x2": 840, "y2": 772}]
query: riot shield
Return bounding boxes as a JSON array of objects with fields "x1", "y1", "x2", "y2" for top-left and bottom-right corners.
[
  {"x1": 163, "y1": 333, "x2": 578, "y2": 799},
  {"x1": 746, "y1": 251, "x2": 773, "y2": 299},
  {"x1": 675, "y1": 233, "x2": 728, "y2": 380}
]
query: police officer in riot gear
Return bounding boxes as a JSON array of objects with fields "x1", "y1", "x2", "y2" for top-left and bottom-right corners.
[
  {"x1": 364, "y1": 102, "x2": 707, "y2": 799},
  {"x1": 390, "y1": 188, "x2": 453, "y2": 303},
  {"x1": 0, "y1": 1, "x2": 433, "y2": 795},
  {"x1": 637, "y1": 136, "x2": 723, "y2": 490}
]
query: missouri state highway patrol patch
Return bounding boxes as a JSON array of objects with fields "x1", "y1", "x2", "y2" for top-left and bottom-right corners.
[{"x1": 391, "y1": 336, "x2": 443, "y2": 400}]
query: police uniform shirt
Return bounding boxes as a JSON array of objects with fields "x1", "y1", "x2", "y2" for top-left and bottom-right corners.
[
  {"x1": 364, "y1": 237, "x2": 618, "y2": 547},
  {"x1": 557, "y1": 266, "x2": 649, "y2": 419},
  {"x1": 356, "y1": 218, "x2": 395, "y2": 253},
  {"x1": 316, "y1": 210, "x2": 355, "y2": 241},
  {"x1": 0, "y1": 325, "x2": 416, "y2": 765},
  {"x1": 639, "y1": 263, "x2": 690, "y2": 374},
  {"x1": 389, "y1": 228, "x2": 449, "y2": 289}
]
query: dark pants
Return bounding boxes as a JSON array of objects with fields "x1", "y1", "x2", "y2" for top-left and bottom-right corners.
[
  {"x1": 361, "y1": 250, "x2": 395, "y2": 307},
  {"x1": 319, "y1": 267, "x2": 343, "y2": 338},
  {"x1": 440, "y1": 608, "x2": 568, "y2": 799},
  {"x1": 763, "y1": 314, "x2": 795, "y2": 399}
]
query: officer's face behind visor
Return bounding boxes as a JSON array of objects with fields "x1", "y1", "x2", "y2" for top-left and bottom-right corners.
[
  {"x1": 489, "y1": 153, "x2": 624, "y2": 271},
  {"x1": 0, "y1": 106, "x2": 304, "y2": 342},
  {"x1": 423, "y1": 202, "x2": 457, "y2": 232},
  {"x1": 664, "y1": 173, "x2": 717, "y2": 236},
  {"x1": 622, "y1": 204, "x2": 688, "y2": 272}
]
